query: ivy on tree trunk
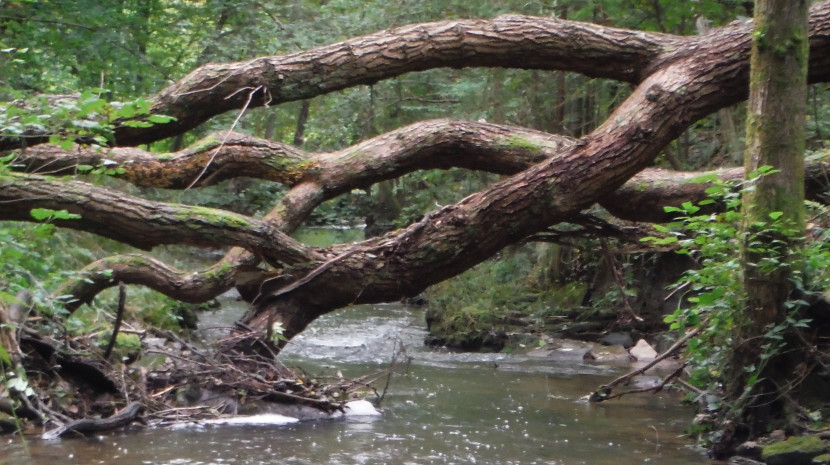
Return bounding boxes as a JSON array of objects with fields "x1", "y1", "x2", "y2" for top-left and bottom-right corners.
[{"x1": 724, "y1": 0, "x2": 809, "y2": 451}]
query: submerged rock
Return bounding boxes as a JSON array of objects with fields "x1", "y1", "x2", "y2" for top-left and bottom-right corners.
[
  {"x1": 527, "y1": 338, "x2": 597, "y2": 363},
  {"x1": 599, "y1": 332, "x2": 634, "y2": 348},
  {"x1": 589, "y1": 344, "x2": 633, "y2": 363},
  {"x1": 343, "y1": 400, "x2": 381, "y2": 416}
]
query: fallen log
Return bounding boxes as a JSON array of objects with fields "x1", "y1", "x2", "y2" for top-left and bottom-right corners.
[{"x1": 42, "y1": 402, "x2": 145, "y2": 439}]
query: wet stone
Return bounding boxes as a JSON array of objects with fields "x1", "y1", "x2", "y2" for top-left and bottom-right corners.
[
  {"x1": 629, "y1": 339, "x2": 658, "y2": 361},
  {"x1": 600, "y1": 332, "x2": 634, "y2": 348},
  {"x1": 590, "y1": 344, "x2": 633, "y2": 363},
  {"x1": 735, "y1": 440, "x2": 763, "y2": 460}
]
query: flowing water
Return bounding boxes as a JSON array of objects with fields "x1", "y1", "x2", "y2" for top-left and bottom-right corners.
[{"x1": 2, "y1": 302, "x2": 713, "y2": 465}]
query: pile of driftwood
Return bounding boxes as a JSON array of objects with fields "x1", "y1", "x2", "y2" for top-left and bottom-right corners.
[{"x1": 1, "y1": 290, "x2": 394, "y2": 439}]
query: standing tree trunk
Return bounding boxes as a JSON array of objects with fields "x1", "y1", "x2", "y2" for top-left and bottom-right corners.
[{"x1": 726, "y1": 0, "x2": 808, "y2": 448}]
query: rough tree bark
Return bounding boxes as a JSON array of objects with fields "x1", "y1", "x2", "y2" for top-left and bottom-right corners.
[
  {"x1": 720, "y1": 0, "x2": 810, "y2": 449},
  {"x1": 2, "y1": 6, "x2": 830, "y2": 343}
]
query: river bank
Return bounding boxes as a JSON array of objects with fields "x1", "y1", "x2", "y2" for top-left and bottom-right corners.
[{"x1": 3, "y1": 302, "x2": 709, "y2": 465}]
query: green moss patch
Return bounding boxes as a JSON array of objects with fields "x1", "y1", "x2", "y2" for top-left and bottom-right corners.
[{"x1": 762, "y1": 436, "x2": 827, "y2": 465}]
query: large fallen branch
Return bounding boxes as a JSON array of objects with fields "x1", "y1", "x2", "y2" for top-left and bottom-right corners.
[
  {"x1": 15, "y1": 119, "x2": 830, "y2": 223},
  {"x1": 0, "y1": 14, "x2": 682, "y2": 151},
  {"x1": 11, "y1": 120, "x2": 565, "y2": 189},
  {"x1": 0, "y1": 174, "x2": 320, "y2": 266}
]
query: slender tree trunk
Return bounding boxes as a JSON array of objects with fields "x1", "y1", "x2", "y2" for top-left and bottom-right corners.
[
  {"x1": 725, "y1": 0, "x2": 808, "y2": 449},
  {"x1": 293, "y1": 100, "x2": 311, "y2": 147},
  {"x1": 263, "y1": 113, "x2": 278, "y2": 141}
]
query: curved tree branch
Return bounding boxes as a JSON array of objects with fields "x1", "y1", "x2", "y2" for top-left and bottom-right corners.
[
  {"x1": 0, "y1": 12, "x2": 698, "y2": 151},
  {"x1": 2, "y1": 5, "x2": 830, "y2": 152},
  {"x1": 13, "y1": 120, "x2": 570, "y2": 189},
  {"x1": 58, "y1": 254, "x2": 247, "y2": 313},
  {"x1": 0, "y1": 174, "x2": 320, "y2": 265},
  {"x1": 15, "y1": 119, "x2": 830, "y2": 226}
]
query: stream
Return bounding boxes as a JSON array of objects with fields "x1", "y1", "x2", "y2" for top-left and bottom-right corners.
[{"x1": 3, "y1": 302, "x2": 713, "y2": 464}]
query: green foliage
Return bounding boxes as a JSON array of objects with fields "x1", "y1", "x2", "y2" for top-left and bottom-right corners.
[
  {"x1": 425, "y1": 244, "x2": 590, "y2": 348},
  {"x1": 0, "y1": 90, "x2": 175, "y2": 149},
  {"x1": 154, "y1": 298, "x2": 219, "y2": 330},
  {"x1": 426, "y1": 248, "x2": 535, "y2": 339},
  {"x1": 0, "y1": 0, "x2": 210, "y2": 96},
  {"x1": 644, "y1": 189, "x2": 739, "y2": 404},
  {"x1": 644, "y1": 170, "x2": 828, "y2": 417},
  {"x1": 30, "y1": 208, "x2": 81, "y2": 221},
  {"x1": 0, "y1": 222, "x2": 80, "y2": 321},
  {"x1": 0, "y1": 204, "x2": 89, "y2": 410}
]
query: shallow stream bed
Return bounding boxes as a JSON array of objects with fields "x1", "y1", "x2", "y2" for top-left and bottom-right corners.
[{"x1": 2, "y1": 303, "x2": 712, "y2": 465}]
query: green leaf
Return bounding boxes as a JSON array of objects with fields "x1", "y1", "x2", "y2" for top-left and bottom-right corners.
[
  {"x1": 30, "y1": 208, "x2": 80, "y2": 221},
  {"x1": 114, "y1": 104, "x2": 138, "y2": 119},
  {"x1": 147, "y1": 114, "x2": 176, "y2": 124},
  {"x1": 30, "y1": 208, "x2": 53, "y2": 221},
  {"x1": 687, "y1": 173, "x2": 719, "y2": 184},
  {"x1": 33, "y1": 223, "x2": 56, "y2": 238},
  {"x1": 122, "y1": 120, "x2": 153, "y2": 128},
  {"x1": 51, "y1": 210, "x2": 81, "y2": 220},
  {"x1": 768, "y1": 211, "x2": 784, "y2": 220},
  {"x1": 0, "y1": 344, "x2": 11, "y2": 366},
  {"x1": 681, "y1": 201, "x2": 700, "y2": 214}
]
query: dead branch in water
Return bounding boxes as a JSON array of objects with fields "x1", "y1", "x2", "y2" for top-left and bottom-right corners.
[{"x1": 588, "y1": 327, "x2": 701, "y2": 402}]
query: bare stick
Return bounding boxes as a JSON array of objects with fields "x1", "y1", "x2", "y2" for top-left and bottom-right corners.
[
  {"x1": 103, "y1": 282, "x2": 126, "y2": 361},
  {"x1": 589, "y1": 326, "x2": 701, "y2": 402}
]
